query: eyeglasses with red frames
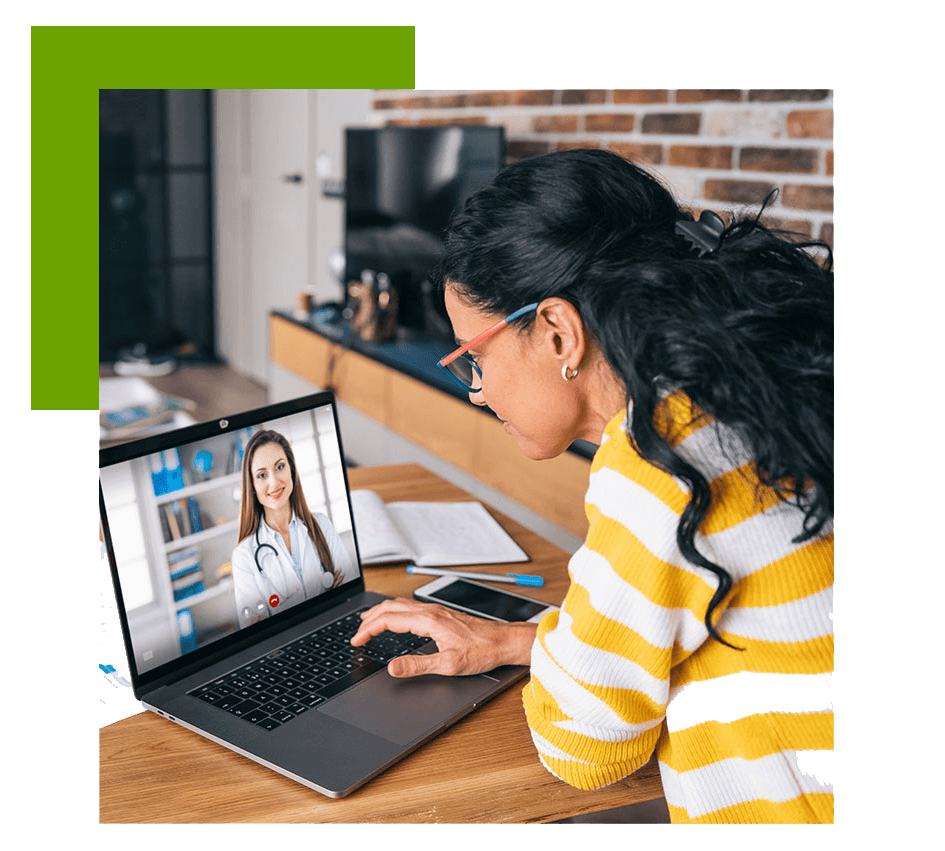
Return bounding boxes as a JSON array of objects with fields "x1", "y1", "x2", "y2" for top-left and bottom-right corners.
[{"x1": 436, "y1": 303, "x2": 539, "y2": 392}]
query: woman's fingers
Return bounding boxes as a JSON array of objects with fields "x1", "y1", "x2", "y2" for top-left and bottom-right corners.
[
  {"x1": 350, "y1": 597, "x2": 429, "y2": 645},
  {"x1": 349, "y1": 598, "x2": 517, "y2": 678}
]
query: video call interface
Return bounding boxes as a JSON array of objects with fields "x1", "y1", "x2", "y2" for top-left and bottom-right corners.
[{"x1": 100, "y1": 402, "x2": 360, "y2": 676}]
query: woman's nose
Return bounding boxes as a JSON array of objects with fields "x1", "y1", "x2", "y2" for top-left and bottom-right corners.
[{"x1": 468, "y1": 388, "x2": 488, "y2": 407}]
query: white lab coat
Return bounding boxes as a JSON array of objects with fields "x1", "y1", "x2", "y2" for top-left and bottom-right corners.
[{"x1": 231, "y1": 512, "x2": 357, "y2": 628}]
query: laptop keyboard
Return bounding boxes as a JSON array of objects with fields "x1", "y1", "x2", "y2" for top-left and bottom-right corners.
[{"x1": 189, "y1": 608, "x2": 435, "y2": 731}]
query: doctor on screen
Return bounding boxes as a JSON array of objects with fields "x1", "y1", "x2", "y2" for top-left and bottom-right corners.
[{"x1": 231, "y1": 429, "x2": 357, "y2": 628}]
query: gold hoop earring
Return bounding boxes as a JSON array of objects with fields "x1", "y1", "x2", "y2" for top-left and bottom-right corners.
[{"x1": 561, "y1": 364, "x2": 579, "y2": 381}]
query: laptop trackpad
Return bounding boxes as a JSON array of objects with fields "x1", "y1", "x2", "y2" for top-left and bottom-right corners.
[{"x1": 318, "y1": 671, "x2": 499, "y2": 746}]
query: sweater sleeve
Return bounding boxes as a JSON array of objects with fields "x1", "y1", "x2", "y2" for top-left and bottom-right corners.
[{"x1": 521, "y1": 416, "x2": 724, "y2": 790}]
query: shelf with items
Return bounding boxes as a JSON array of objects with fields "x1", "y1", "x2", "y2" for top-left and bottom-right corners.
[{"x1": 140, "y1": 428, "x2": 258, "y2": 656}]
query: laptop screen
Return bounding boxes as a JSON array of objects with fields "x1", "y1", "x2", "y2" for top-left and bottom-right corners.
[{"x1": 100, "y1": 393, "x2": 362, "y2": 678}]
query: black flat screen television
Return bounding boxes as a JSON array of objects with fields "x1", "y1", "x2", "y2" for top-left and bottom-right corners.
[{"x1": 344, "y1": 125, "x2": 506, "y2": 335}]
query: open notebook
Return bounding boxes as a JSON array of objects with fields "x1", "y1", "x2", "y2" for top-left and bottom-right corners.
[{"x1": 350, "y1": 489, "x2": 529, "y2": 566}]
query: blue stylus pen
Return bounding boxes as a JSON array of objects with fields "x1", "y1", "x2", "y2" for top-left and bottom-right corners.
[{"x1": 406, "y1": 565, "x2": 544, "y2": 587}]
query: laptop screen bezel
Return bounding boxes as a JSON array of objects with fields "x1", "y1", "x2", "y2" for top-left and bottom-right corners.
[{"x1": 99, "y1": 390, "x2": 367, "y2": 698}]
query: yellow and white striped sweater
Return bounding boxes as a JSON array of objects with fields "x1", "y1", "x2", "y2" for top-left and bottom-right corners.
[{"x1": 521, "y1": 396, "x2": 833, "y2": 823}]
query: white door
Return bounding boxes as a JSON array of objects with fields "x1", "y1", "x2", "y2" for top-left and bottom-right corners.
[
  {"x1": 247, "y1": 89, "x2": 309, "y2": 383},
  {"x1": 213, "y1": 89, "x2": 308, "y2": 384},
  {"x1": 214, "y1": 89, "x2": 370, "y2": 386}
]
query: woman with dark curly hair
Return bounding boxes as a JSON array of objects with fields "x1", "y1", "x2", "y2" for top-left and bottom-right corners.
[{"x1": 352, "y1": 149, "x2": 834, "y2": 823}]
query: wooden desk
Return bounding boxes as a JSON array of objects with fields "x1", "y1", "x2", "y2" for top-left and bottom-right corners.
[{"x1": 99, "y1": 464, "x2": 664, "y2": 823}]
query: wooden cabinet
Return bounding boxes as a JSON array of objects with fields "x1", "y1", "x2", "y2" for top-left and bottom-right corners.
[{"x1": 269, "y1": 314, "x2": 591, "y2": 539}]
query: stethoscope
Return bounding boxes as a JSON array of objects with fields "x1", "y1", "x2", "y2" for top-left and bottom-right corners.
[{"x1": 253, "y1": 524, "x2": 333, "y2": 598}]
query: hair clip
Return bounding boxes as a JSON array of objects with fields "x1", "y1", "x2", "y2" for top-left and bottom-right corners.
[{"x1": 675, "y1": 210, "x2": 726, "y2": 257}]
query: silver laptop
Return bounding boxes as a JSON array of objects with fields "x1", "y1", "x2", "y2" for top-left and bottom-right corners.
[{"x1": 99, "y1": 390, "x2": 527, "y2": 798}]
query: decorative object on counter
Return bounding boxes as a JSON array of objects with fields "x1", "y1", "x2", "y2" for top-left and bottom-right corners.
[
  {"x1": 295, "y1": 288, "x2": 316, "y2": 318},
  {"x1": 347, "y1": 269, "x2": 398, "y2": 342}
]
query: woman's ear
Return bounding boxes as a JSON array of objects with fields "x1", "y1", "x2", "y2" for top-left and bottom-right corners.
[{"x1": 534, "y1": 298, "x2": 587, "y2": 371}]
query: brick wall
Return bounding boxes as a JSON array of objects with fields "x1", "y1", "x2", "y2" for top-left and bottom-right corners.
[{"x1": 369, "y1": 89, "x2": 834, "y2": 252}]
